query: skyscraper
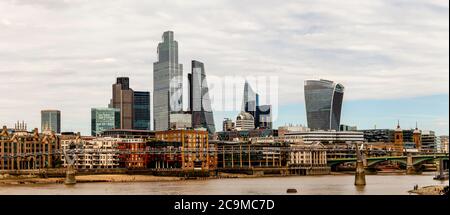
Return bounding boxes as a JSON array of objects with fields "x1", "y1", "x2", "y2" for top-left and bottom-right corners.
[
  {"x1": 91, "y1": 108, "x2": 120, "y2": 136},
  {"x1": 242, "y1": 80, "x2": 259, "y2": 117},
  {"x1": 133, "y1": 91, "x2": 151, "y2": 130},
  {"x1": 304, "y1": 79, "x2": 344, "y2": 131},
  {"x1": 112, "y1": 77, "x2": 134, "y2": 129},
  {"x1": 41, "y1": 110, "x2": 61, "y2": 133},
  {"x1": 153, "y1": 31, "x2": 183, "y2": 131},
  {"x1": 188, "y1": 60, "x2": 216, "y2": 134}
]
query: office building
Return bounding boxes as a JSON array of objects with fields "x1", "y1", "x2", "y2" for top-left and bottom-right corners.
[
  {"x1": 255, "y1": 104, "x2": 272, "y2": 129},
  {"x1": 112, "y1": 77, "x2": 134, "y2": 129},
  {"x1": 304, "y1": 79, "x2": 344, "y2": 131},
  {"x1": 223, "y1": 118, "x2": 235, "y2": 131},
  {"x1": 439, "y1": 135, "x2": 448, "y2": 153},
  {"x1": 421, "y1": 130, "x2": 437, "y2": 152},
  {"x1": 91, "y1": 108, "x2": 120, "y2": 136},
  {"x1": 133, "y1": 91, "x2": 151, "y2": 130},
  {"x1": 153, "y1": 31, "x2": 184, "y2": 131},
  {"x1": 41, "y1": 110, "x2": 61, "y2": 134},
  {"x1": 278, "y1": 124, "x2": 310, "y2": 136},
  {"x1": 169, "y1": 113, "x2": 192, "y2": 130},
  {"x1": 284, "y1": 130, "x2": 364, "y2": 144},
  {"x1": 235, "y1": 112, "x2": 255, "y2": 131},
  {"x1": 188, "y1": 60, "x2": 216, "y2": 135},
  {"x1": 340, "y1": 124, "x2": 357, "y2": 131}
]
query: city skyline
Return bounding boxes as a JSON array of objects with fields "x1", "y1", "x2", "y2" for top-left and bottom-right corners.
[{"x1": 0, "y1": 0, "x2": 448, "y2": 135}]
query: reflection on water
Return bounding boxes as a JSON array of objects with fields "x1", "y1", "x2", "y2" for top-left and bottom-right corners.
[{"x1": 1, "y1": 173, "x2": 448, "y2": 195}]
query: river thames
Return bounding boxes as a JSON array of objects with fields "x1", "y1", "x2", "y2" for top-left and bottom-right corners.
[{"x1": 0, "y1": 173, "x2": 448, "y2": 195}]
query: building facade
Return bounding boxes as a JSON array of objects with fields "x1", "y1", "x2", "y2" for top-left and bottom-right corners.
[
  {"x1": 421, "y1": 130, "x2": 437, "y2": 152},
  {"x1": 60, "y1": 136, "x2": 119, "y2": 169},
  {"x1": 304, "y1": 79, "x2": 344, "y2": 131},
  {"x1": 235, "y1": 112, "x2": 255, "y2": 131},
  {"x1": 278, "y1": 124, "x2": 310, "y2": 137},
  {"x1": 256, "y1": 105, "x2": 272, "y2": 129},
  {"x1": 1, "y1": 124, "x2": 60, "y2": 170},
  {"x1": 111, "y1": 77, "x2": 134, "y2": 129},
  {"x1": 222, "y1": 118, "x2": 235, "y2": 131},
  {"x1": 288, "y1": 143, "x2": 330, "y2": 175},
  {"x1": 155, "y1": 130, "x2": 214, "y2": 170},
  {"x1": 439, "y1": 135, "x2": 448, "y2": 153},
  {"x1": 189, "y1": 60, "x2": 216, "y2": 135},
  {"x1": 133, "y1": 91, "x2": 151, "y2": 130},
  {"x1": 284, "y1": 131, "x2": 364, "y2": 144},
  {"x1": 153, "y1": 31, "x2": 184, "y2": 131},
  {"x1": 91, "y1": 108, "x2": 120, "y2": 136},
  {"x1": 41, "y1": 110, "x2": 61, "y2": 134}
]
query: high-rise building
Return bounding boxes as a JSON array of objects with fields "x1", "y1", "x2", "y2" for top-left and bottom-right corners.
[
  {"x1": 421, "y1": 130, "x2": 437, "y2": 152},
  {"x1": 242, "y1": 80, "x2": 259, "y2": 120},
  {"x1": 153, "y1": 31, "x2": 183, "y2": 131},
  {"x1": 41, "y1": 110, "x2": 61, "y2": 134},
  {"x1": 188, "y1": 60, "x2": 215, "y2": 134},
  {"x1": 133, "y1": 91, "x2": 151, "y2": 130},
  {"x1": 112, "y1": 77, "x2": 134, "y2": 129},
  {"x1": 255, "y1": 105, "x2": 272, "y2": 129},
  {"x1": 304, "y1": 79, "x2": 344, "y2": 131},
  {"x1": 91, "y1": 108, "x2": 120, "y2": 136}
]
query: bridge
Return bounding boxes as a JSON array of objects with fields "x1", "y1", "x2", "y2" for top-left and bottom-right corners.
[{"x1": 327, "y1": 153, "x2": 449, "y2": 174}]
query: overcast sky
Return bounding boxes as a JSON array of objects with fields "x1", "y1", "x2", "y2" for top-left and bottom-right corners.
[{"x1": 0, "y1": 0, "x2": 448, "y2": 135}]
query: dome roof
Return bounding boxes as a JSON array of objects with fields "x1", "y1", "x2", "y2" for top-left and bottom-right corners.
[{"x1": 236, "y1": 112, "x2": 254, "y2": 121}]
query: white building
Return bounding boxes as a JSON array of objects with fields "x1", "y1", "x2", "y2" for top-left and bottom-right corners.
[
  {"x1": 278, "y1": 124, "x2": 310, "y2": 136},
  {"x1": 61, "y1": 137, "x2": 120, "y2": 169},
  {"x1": 284, "y1": 130, "x2": 364, "y2": 144},
  {"x1": 235, "y1": 112, "x2": 255, "y2": 131}
]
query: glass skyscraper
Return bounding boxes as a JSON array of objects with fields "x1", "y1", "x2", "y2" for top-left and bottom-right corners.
[
  {"x1": 153, "y1": 31, "x2": 183, "y2": 131},
  {"x1": 242, "y1": 81, "x2": 259, "y2": 127},
  {"x1": 41, "y1": 110, "x2": 61, "y2": 133},
  {"x1": 188, "y1": 60, "x2": 215, "y2": 134},
  {"x1": 133, "y1": 91, "x2": 151, "y2": 130},
  {"x1": 91, "y1": 108, "x2": 120, "y2": 136},
  {"x1": 304, "y1": 79, "x2": 344, "y2": 131}
]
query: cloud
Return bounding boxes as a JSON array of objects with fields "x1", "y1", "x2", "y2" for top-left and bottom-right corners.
[{"x1": 0, "y1": 0, "x2": 448, "y2": 134}]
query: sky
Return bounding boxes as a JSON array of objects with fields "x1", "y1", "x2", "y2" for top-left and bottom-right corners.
[{"x1": 0, "y1": 0, "x2": 448, "y2": 135}]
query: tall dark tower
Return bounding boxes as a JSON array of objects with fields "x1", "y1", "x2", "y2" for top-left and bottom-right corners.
[
  {"x1": 112, "y1": 77, "x2": 134, "y2": 129},
  {"x1": 189, "y1": 60, "x2": 215, "y2": 134},
  {"x1": 304, "y1": 79, "x2": 344, "y2": 131}
]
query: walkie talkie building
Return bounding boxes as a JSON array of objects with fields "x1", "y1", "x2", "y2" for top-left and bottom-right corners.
[{"x1": 304, "y1": 79, "x2": 344, "y2": 131}]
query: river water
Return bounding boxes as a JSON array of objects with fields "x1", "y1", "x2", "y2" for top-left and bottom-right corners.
[{"x1": 0, "y1": 173, "x2": 448, "y2": 195}]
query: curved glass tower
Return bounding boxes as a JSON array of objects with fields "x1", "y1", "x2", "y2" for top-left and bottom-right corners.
[
  {"x1": 304, "y1": 79, "x2": 344, "y2": 131},
  {"x1": 189, "y1": 60, "x2": 215, "y2": 134}
]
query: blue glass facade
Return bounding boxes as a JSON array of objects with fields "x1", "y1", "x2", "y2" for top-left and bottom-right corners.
[{"x1": 133, "y1": 91, "x2": 151, "y2": 130}]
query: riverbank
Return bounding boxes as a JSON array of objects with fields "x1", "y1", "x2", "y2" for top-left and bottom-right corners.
[
  {"x1": 0, "y1": 174, "x2": 181, "y2": 185},
  {"x1": 408, "y1": 185, "x2": 447, "y2": 195}
]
